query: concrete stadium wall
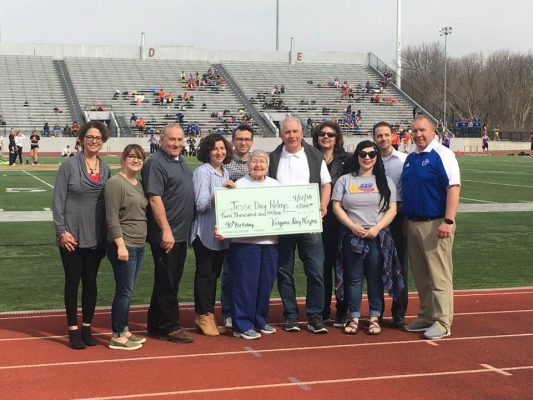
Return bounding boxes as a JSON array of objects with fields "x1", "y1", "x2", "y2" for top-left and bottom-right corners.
[
  {"x1": 0, "y1": 43, "x2": 368, "y2": 65},
  {"x1": 5, "y1": 137, "x2": 529, "y2": 157}
]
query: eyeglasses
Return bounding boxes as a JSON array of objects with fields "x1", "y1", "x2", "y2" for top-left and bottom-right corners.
[
  {"x1": 85, "y1": 135, "x2": 103, "y2": 142},
  {"x1": 234, "y1": 138, "x2": 252, "y2": 143},
  {"x1": 126, "y1": 154, "x2": 144, "y2": 161},
  {"x1": 318, "y1": 131, "x2": 336, "y2": 138},
  {"x1": 357, "y1": 150, "x2": 378, "y2": 159}
]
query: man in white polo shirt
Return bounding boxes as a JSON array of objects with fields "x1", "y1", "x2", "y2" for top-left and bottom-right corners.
[
  {"x1": 373, "y1": 122, "x2": 408, "y2": 328},
  {"x1": 268, "y1": 117, "x2": 332, "y2": 334}
]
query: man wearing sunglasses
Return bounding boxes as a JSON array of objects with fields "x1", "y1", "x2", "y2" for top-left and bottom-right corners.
[
  {"x1": 269, "y1": 117, "x2": 332, "y2": 334},
  {"x1": 373, "y1": 122, "x2": 408, "y2": 328},
  {"x1": 402, "y1": 115, "x2": 461, "y2": 340}
]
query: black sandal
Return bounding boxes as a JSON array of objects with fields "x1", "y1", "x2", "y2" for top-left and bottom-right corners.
[{"x1": 344, "y1": 318, "x2": 359, "y2": 335}]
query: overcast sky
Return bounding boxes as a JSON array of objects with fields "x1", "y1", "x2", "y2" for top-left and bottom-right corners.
[{"x1": 0, "y1": 0, "x2": 529, "y2": 65}]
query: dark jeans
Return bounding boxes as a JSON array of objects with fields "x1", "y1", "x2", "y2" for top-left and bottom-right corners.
[
  {"x1": 59, "y1": 247, "x2": 104, "y2": 326},
  {"x1": 192, "y1": 237, "x2": 226, "y2": 315},
  {"x1": 106, "y1": 242, "x2": 144, "y2": 336},
  {"x1": 147, "y1": 242, "x2": 188, "y2": 335},
  {"x1": 219, "y1": 258, "x2": 232, "y2": 318},
  {"x1": 382, "y1": 212, "x2": 408, "y2": 319},
  {"x1": 16, "y1": 146, "x2": 22, "y2": 164},
  {"x1": 342, "y1": 236, "x2": 383, "y2": 318},
  {"x1": 321, "y1": 212, "x2": 347, "y2": 320},
  {"x1": 277, "y1": 233, "x2": 325, "y2": 321}
]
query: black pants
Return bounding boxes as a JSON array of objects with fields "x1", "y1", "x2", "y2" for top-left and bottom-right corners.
[
  {"x1": 59, "y1": 247, "x2": 104, "y2": 326},
  {"x1": 382, "y1": 212, "x2": 409, "y2": 319},
  {"x1": 16, "y1": 146, "x2": 22, "y2": 163},
  {"x1": 192, "y1": 237, "x2": 226, "y2": 315},
  {"x1": 9, "y1": 148, "x2": 17, "y2": 165},
  {"x1": 147, "y1": 242, "x2": 188, "y2": 335}
]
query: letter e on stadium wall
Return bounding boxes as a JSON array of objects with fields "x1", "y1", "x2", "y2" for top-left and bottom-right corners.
[
  {"x1": 148, "y1": 48, "x2": 155, "y2": 57},
  {"x1": 297, "y1": 52, "x2": 303, "y2": 61}
]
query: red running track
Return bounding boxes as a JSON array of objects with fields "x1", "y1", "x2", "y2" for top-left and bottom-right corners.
[{"x1": 0, "y1": 288, "x2": 532, "y2": 400}]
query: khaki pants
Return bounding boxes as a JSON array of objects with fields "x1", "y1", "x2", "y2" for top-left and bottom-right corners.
[{"x1": 406, "y1": 219, "x2": 454, "y2": 329}]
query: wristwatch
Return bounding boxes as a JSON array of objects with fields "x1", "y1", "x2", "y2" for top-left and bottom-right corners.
[{"x1": 444, "y1": 218, "x2": 454, "y2": 225}]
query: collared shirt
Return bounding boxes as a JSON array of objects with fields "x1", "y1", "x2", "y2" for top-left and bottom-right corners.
[
  {"x1": 191, "y1": 163, "x2": 230, "y2": 251},
  {"x1": 382, "y1": 148, "x2": 407, "y2": 201},
  {"x1": 225, "y1": 153, "x2": 249, "y2": 182},
  {"x1": 402, "y1": 139, "x2": 461, "y2": 219},
  {"x1": 276, "y1": 146, "x2": 331, "y2": 185}
]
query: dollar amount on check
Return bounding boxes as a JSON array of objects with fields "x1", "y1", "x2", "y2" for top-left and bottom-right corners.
[{"x1": 215, "y1": 184, "x2": 323, "y2": 238}]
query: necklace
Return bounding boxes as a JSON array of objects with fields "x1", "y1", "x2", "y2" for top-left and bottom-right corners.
[
  {"x1": 85, "y1": 157, "x2": 99, "y2": 175},
  {"x1": 323, "y1": 153, "x2": 334, "y2": 164}
]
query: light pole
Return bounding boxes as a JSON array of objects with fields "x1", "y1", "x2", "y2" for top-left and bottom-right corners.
[
  {"x1": 290, "y1": 36, "x2": 294, "y2": 64},
  {"x1": 439, "y1": 26, "x2": 452, "y2": 129},
  {"x1": 395, "y1": 0, "x2": 402, "y2": 88},
  {"x1": 276, "y1": 0, "x2": 279, "y2": 50}
]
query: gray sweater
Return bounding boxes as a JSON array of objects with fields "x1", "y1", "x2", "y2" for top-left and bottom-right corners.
[
  {"x1": 104, "y1": 173, "x2": 148, "y2": 248},
  {"x1": 52, "y1": 153, "x2": 110, "y2": 248}
]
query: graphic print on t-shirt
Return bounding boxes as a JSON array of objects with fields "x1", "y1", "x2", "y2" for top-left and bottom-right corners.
[{"x1": 349, "y1": 182, "x2": 378, "y2": 193}]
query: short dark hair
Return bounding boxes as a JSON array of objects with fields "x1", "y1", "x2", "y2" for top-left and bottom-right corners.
[
  {"x1": 197, "y1": 133, "x2": 233, "y2": 164},
  {"x1": 121, "y1": 144, "x2": 145, "y2": 164},
  {"x1": 312, "y1": 120, "x2": 344, "y2": 153},
  {"x1": 232, "y1": 124, "x2": 254, "y2": 139},
  {"x1": 77, "y1": 121, "x2": 109, "y2": 142},
  {"x1": 372, "y1": 121, "x2": 393, "y2": 137}
]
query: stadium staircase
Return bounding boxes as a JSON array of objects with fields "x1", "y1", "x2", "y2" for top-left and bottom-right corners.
[
  {"x1": 53, "y1": 60, "x2": 85, "y2": 125},
  {"x1": 215, "y1": 63, "x2": 276, "y2": 136}
]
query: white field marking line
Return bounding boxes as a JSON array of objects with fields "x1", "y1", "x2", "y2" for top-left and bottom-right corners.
[
  {"x1": 460, "y1": 197, "x2": 496, "y2": 203},
  {"x1": 21, "y1": 170, "x2": 54, "y2": 189},
  {"x1": 1, "y1": 333, "x2": 533, "y2": 371},
  {"x1": 461, "y1": 168, "x2": 532, "y2": 176},
  {"x1": 2, "y1": 308, "x2": 533, "y2": 343},
  {"x1": 480, "y1": 363, "x2": 513, "y2": 376},
  {"x1": 518, "y1": 200, "x2": 533, "y2": 203},
  {"x1": 0, "y1": 209, "x2": 3, "y2": 212},
  {"x1": 70, "y1": 365, "x2": 533, "y2": 400},
  {"x1": 462, "y1": 179, "x2": 533, "y2": 189},
  {"x1": 288, "y1": 376, "x2": 311, "y2": 391},
  {"x1": 43, "y1": 207, "x2": 51, "y2": 211}
]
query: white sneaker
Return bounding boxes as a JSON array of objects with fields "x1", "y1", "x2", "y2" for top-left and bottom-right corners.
[{"x1": 224, "y1": 316, "x2": 232, "y2": 329}]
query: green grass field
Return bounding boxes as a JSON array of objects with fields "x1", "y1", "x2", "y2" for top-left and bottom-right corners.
[{"x1": 0, "y1": 155, "x2": 532, "y2": 311}]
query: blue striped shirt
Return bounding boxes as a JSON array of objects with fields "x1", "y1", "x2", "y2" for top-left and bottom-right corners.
[{"x1": 191, "y1": 163, "x2": 230, "y2": 251}]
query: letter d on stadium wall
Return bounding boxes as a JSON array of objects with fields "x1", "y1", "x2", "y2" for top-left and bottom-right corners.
[{"x1": 148, "y1": 48, "x2": 155, "y2": 57}]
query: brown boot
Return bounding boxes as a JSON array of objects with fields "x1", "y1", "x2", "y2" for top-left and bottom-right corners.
[
  {"x1": 195, "y1": 313, "x2": 219, "y2": 336},
  {"x1": 209, "y1": 312, "x2": 226, "y2": 334}
]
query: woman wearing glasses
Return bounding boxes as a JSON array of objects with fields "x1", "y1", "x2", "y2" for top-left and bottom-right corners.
[
  {"x1": 332, "y1": 140, "x2": 398, "y2": 335},
  {"x1": 52, "y1": 121, "x2": 110, "y2": 349},
  {"x1": 312, "y1": 121, "x2": 351, "y2": 326},
  {"x1": 104, "y1": 145, "x2": 148, "y2": 350}
]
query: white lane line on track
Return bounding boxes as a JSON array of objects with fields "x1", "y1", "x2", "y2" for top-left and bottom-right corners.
[
  {"x1": 288, "y1": 376, "x2": 311, "y2": 391},
  {"x1": 425, "y1": 341, "x2": 440, "y2": 346},
  {"x1": 21, "y1": 170, "x2": 54, "y2": 188},
  {"x1": 70, "y1": 365, "x2": 533, "y2": 400},
  {"x1": 1, "y1": 333, "x2": 532, "y2": 371},
  {"x1": 480, "y1": 363, "x2": 513, "y2": 376},
  {"x1": 243, "y1": 346, "x2": 262, "y2": 358}
]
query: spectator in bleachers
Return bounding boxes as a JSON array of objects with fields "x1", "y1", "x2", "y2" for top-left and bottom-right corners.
[
  {"x1": 53, "y1": 123, "x2": 61, "y2": 136},
  {"x1": 130, "y1": 113, "x2": 138, "y2": 127},
  {"x1": 23, "y1": 100, "x2": 29, "y2": 107},
  {"x1": 72, "y1": 121, "x2": 80, "y2": 135},
  {"x1": 180, "y1": 71, "x2": 186, "y2": 80},
  {"x1": 166, "y1": 91, "x2": 174, "y2": 104},
  {"x1": 176, "y1": 112, "x2": 185, "y2": 124},
  {"x1": 43, "y1": 122, "x2": 50, "y2": 137},
  {"x1": 137, "y1": 117, "x2": 146, "y2": 135},
  {"x1": 158, "y1": 89, "x2": 165, "y2": 105},
  {"x1": 63, "y1": 124, "x2": 72, "y2": 137},
  {"x1": 148, "y1": 134, "x2": 159, "y2": 154}
]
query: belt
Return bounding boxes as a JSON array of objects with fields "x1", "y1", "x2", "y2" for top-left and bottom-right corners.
[{"x1": 408, "y1": 216, "x2": 443, "y2": 222}]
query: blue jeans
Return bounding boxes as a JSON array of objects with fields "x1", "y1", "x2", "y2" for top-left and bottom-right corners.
[
  {"x1": 219, "y1": 258, "x2": 232, "y2": 318},
  {"x1": 106, "y1": 242, "x2": 144, "y2": 336},
  {"x1": 277, "y1": 233, "x2": 325, "y2": 321},
  {"x1": 342, "y1": 236, "x2": 383, "y2": 319}
]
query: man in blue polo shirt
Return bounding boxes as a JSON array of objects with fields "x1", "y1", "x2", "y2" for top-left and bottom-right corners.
[{"x1": 402, "y1": 115, "x2": 461, "y2": 340}]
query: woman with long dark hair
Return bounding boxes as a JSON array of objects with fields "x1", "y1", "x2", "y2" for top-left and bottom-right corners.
[
  {"x1": 52, "y1": 121, "x2": 110, "y2": 349},
  {"x1": 312, "y1": 121, "x2": 351, "y2": 326},
  {"x1": 332, "y1": 140, "x2": 398, "y2": 335},
  {"x1": 191, "y1": 133, "x2": 234, "y2": 336}
]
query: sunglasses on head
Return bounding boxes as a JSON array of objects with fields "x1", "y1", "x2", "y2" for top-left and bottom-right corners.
[
  {"x1": 357, "y1": 150, "x2": 378, "y2": 159},
  {"x1": 318, "y1": 131, "x2": 336, "y2": 138}
]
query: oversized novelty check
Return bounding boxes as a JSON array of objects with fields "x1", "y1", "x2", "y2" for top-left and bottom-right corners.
[{"x1": 215, "y1": 184, "x2": 322, "y2": 238}]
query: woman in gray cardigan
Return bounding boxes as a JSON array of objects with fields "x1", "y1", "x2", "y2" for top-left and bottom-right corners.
[{"x1": 52, "y1": 121, "x2": 110, "y2": 349}]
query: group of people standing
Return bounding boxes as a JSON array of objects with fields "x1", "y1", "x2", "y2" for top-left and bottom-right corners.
[
  {"x1": 6, "y1": 128, "x2": 41, "y2": 165},
  {"x1": 51, "y1": 114, "x2": 460, "y2": 351}
]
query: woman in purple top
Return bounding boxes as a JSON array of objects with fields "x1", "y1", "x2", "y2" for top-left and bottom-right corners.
[{"x1": 191, "y1": 133, "x2": 235, "y2": 336}]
